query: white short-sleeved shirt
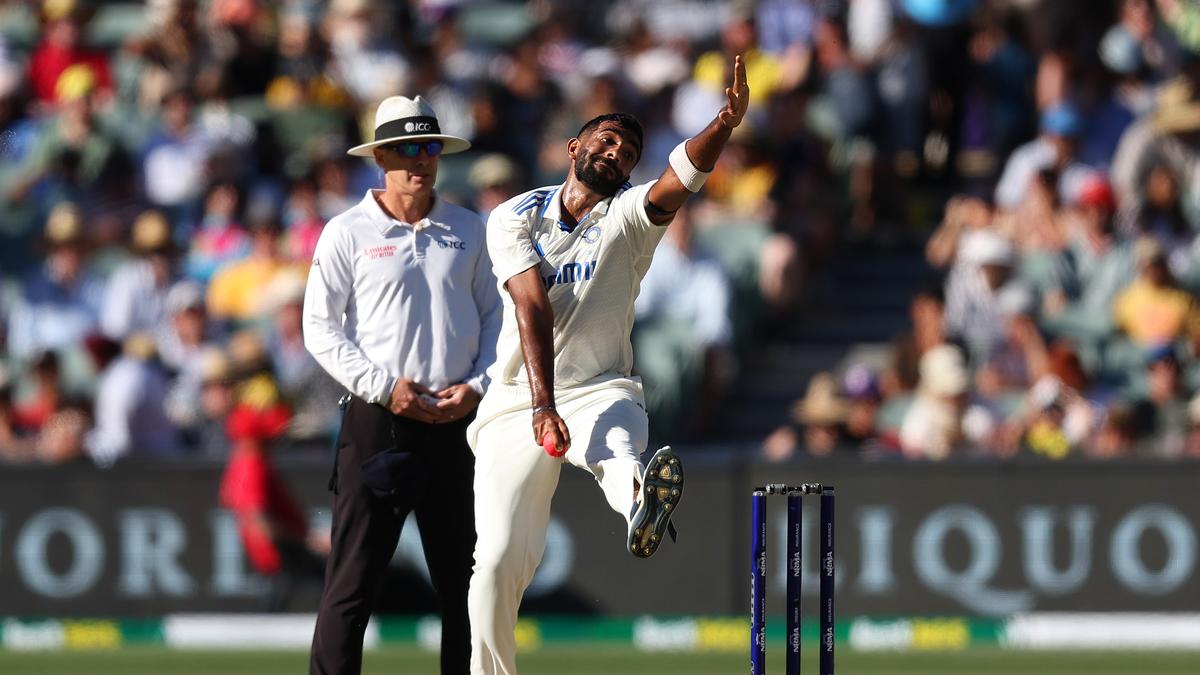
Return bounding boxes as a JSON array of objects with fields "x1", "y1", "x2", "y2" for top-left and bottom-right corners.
[{"x1": 486, "y1": 180, "x2": 667, "y2": 389}]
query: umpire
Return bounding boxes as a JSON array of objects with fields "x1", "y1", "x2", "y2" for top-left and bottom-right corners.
[{"x1": 304, "y1": 95, "x2": 501, "y2": 675}]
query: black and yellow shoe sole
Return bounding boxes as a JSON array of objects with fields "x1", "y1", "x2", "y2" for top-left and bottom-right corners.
[{"x1": 628, "y1": 447, "x2": 683, "y2": 558}]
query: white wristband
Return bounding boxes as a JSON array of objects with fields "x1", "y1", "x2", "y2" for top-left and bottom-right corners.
[{"x1": 669, "y1": 141, "x2": 710, "y2": 193}]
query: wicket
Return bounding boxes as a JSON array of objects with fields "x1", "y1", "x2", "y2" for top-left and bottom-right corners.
[{"x1": 750, "y1": 483, "x2": 835, "y2": 675}]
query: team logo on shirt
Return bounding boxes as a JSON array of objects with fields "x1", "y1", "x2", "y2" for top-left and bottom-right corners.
[
  {"x1": 582, "y1": 225, "x2": 601, "y2": 244},
  {"x1": 437, "y1": 239, "x2": 467, "y2": 250},
  {"x1": 543, "y1": 259, "x2": 598, "y2": 290}
]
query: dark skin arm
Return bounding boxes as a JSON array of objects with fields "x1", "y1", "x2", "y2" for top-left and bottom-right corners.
[
  {"x1": 506, "y1": 266, "x2": 572, "y2": 453},
  {"x1": 644, "y1": 54, "x2": 750, "y2": 221}
]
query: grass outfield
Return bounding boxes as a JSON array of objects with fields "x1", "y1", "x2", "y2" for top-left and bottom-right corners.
[{"x1": 1, "y1": 647, "x2": 1198, "y2": 675}]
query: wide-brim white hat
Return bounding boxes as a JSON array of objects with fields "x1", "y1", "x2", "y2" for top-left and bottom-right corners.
[{"x1": 347, "y1": 95, "x2": 471, "y2": 157}]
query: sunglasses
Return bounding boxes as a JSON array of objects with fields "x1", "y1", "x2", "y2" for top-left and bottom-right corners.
[{"x1": 383, "y1": 141, "x2": 444, "y2": 158}]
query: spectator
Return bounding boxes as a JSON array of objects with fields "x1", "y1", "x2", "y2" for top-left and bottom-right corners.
[
  {"x1": 6, "y1": 83, "x2": 127, "y2": 212},
  {"x1": 26, "y1": 0, "x2": 113, "y2": 106},
  {"x1": 1012, "y1": 373, "x2": 1095, "y2": 460},
  {"x1": 468, "y1": 153, "x2": 522, "y2": 222},
  {"x1": 635, "y1": 202, "x2": 733, "y2": 439},
  {"x1": 1127, "y1": 163, "x2": 1196, "y2": 282},
  {"x1": 1129, "y1": 344, "x2": 1190, "y2": 457},
  {"x1": 944, "y1": 230, "x2": 1033, "y2": 360},
  {"x1": 313, "y1": 154, "x2": 357, "y2": 222},
  {"x1": 1089, "y1": 403, "x2": 1139, "y2": 459},
  {"x1": 0, "y1": 364, "x2": 36, "y2": 462},
  {"x1": 141, "y1": 86, "x2": 212, "y2": 226},
  {"x1": 679, "y1": 12, "x2": 785, "y2": 135},
  {"x1": 755, "y1": 0, "x2": 817, "y2": 56},
  {"x1": 762, "y1": 372, "x2": 848, "y2": 462},
  {"x1": 1084, "y1": 21, "x2": 1157, "y2": 168},
  {"x1": 974, "y1": 293, "x2": 1047, "y2": 400},
  {"x1": 994, "y1": 103, "x2": 1093, "y2": 211},
  {"x1": 811, "y1": 15, "x2": 876, "y2": 144},
  {"x1": 219, "y1": 333, "x2": 326, "y2": 612},
  {"x1": 842, "y1": 363, "x2": 883, "y2": 449},
  {"x1": 6, "y1": 203, "x2": 105, "y2": 360},
  {"x1": 323, "y1": 0, "x2": 409, "y2": 105},
  {"x1": 1109, "y1": 76, "x2": 1200, "y2": 217},
  {"x1": 34, "y1": 403, "x2": 90, "y2": 465},
  {"x1": 795, "y1": 371, "x2": 849, "y2": 456},
  {"x1": 4, "y1": 0, "x2": 1198, "y2": 462},
  {"x1": 0, "y1": 70, "x2": 44, "y2": 247},
  {"x1": 1113, "y1": 0, "x2": 1182, "y2": 81},
  {"x1": 207, "y1": 202, "x2": 306, "y2": 324},
  {"x1": 121, "y1": 0, "x2": 210, "y2": 112},
  {"x1": 879, "y1": 286, "x2": 949, "y2": 440},
  {"x1": 184, "y1": 181, "x2": 250, "y2": 283},
  {"x1": 85, "y1": 332, "x2": 182, "y2": 466},
  {"x1": 193, "y1": 347, "x2": 236, "y2": 457},
  {"x1": 160, "y1": 281, "x2": 222, "y2": 443},
  {"x1": 196, "y1": 75, "x2": 259, "y2": 157},
  {"x1": 99, "y1": 210, "x2": 181, "y2": 339},
  {"x1": 926, "y1": 195, "x2": 996, "y2": 269},
  {"x1": 496, "y1": 36, "x2": 562, "y2": 171},
  {"x1": 281, "y1": 177, "x2": 326, "y2": 265},
  {"x1": 265, "y1": 8, "x2": 348, "y2": 112},
  {"x1": 900, "y1": 344, "x2": 971, "y2": 459},
  {"x1": 1043, "y1": 176, "x2": 1135, "y2": 346},
  {"x1": 703, "y1": 130, "x2": 779, "y2": 219},
  {"x1": 11, "y1": 351, "x2": 65, "y2": 434},
  {"x1": 157, "y1": 280, "x2": 216, "y2": 374},
  {"x1": 260, "y1": 271, "x2": 340, "y2": 442},
  {"x1": 1113, "y1": 237, "x2": 1199, "y2": 347}
]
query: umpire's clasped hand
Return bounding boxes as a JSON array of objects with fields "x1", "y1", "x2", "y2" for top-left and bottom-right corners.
[
  {"x1": 433, "y1": 384, "x2": 481, "y2": 422},
  {"x1": 388, "y1": 378, "x2": 450, "y2": 423}
]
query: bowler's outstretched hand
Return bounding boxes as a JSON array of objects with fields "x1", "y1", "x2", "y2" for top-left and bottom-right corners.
[{"x1": 719, "y1": 54, "x2": 750, "y2": 129}]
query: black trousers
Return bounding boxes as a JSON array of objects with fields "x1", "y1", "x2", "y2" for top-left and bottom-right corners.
[{"x1": 310, "y1": 398, "x2": 476, "y2": 675}]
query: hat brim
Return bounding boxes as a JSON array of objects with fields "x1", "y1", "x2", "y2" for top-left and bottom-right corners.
[{"x1": 347, "y1": 134, "x2": 471, "y2": 157}]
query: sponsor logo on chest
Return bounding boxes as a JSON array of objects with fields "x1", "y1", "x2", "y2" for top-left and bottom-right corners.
[{"x1": 544, "y1": 260, "x2": 599, "y2": 290}]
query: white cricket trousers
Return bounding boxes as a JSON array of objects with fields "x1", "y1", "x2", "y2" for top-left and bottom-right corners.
[{"x1": 465, "y1": 376, "x2": 649, "y2": 675}]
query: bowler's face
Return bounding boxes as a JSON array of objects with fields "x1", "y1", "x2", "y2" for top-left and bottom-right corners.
[
  {"x1": 569, "y1": 122, "x2": 641, "y2": 196},
  {"x1": 579, "y1": 122, "x2": 640, "y2": 177}
]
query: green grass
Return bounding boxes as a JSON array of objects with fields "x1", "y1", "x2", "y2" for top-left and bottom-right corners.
[{"x1": 1, "y1": 647, "x2": 1198, "y2": 675}]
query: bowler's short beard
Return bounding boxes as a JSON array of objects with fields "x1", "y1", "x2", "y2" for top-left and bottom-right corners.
[{"x1": 573, "y1": 149, "x2": 627, "y2": 197}]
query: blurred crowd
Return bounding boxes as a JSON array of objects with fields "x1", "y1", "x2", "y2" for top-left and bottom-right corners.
[
  {"x1": 5, "y1": 0, "x2": 1200, "y2": 466},
  {"x1": 764, "y1": 0, "x2": 1200, "y2": 461},
  {"x1": 0, "y1": 0, "x2": 797, "y2": 466}
]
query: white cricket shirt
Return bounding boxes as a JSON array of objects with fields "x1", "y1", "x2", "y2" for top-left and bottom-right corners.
[
  {"x1": 303, "y1": 190, "x2": 502, "y2": 404},
  {"x1": 486, "y1": 180, "x2": 668, "y2": 389}
]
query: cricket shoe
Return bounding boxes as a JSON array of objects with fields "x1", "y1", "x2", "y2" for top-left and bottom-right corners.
[{"x1": 627, "y1": 446, "x2": 683, "y2": 558}]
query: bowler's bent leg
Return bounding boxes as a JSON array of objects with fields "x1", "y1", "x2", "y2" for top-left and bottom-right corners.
[{"x1": 563, "y1": 395, "x2": 649, "y2": 524}]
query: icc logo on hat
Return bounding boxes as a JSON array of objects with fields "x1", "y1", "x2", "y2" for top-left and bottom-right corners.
[{"x1": 347, "y1": 95, "x2": 469, "y2": 157}]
